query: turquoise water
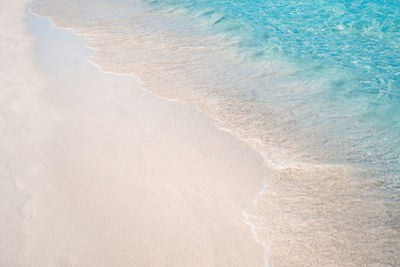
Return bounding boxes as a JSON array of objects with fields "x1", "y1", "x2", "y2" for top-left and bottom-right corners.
[{"x1": 140, "y1": 0, "x2": 400, "y2": 183}]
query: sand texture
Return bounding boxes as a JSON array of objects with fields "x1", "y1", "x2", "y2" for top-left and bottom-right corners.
[{"x1": 0, "y1": 1, "x2": 269, "y2": 266}]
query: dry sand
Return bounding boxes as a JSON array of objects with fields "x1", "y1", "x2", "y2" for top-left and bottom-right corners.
[{"x1": 0, "y1": 0, "x2": 269, "y2": 266}]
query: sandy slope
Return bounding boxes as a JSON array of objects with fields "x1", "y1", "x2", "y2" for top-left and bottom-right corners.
[{"x1": 0, "y1": 1, "x2": 269, "y2": 265}]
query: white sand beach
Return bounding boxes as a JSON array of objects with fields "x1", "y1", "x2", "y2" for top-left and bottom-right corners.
[{"x1": 0, "y1": 0, "x2": 269, "y2": 266}]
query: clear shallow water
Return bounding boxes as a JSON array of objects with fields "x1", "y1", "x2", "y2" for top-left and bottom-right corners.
[
  {"x1": 32, "y1": 0, "x2": 400, "y2": 265},
  {"x1": 139, "y1": 0, "x2": 400, "y2": 181}
]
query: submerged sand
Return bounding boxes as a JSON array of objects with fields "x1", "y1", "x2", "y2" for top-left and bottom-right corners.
[{"x1": 0, "y1": 0, "x2": 268, "y2": 266}]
